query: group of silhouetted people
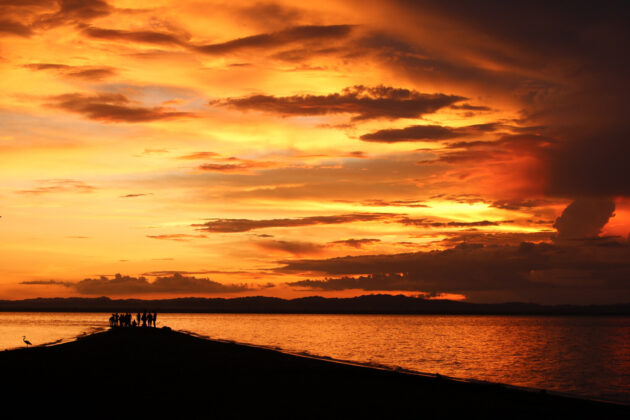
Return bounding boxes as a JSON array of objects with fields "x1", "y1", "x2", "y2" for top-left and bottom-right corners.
[{"x1": 109, "y1": 311, "x2": 157, "y2": 328}]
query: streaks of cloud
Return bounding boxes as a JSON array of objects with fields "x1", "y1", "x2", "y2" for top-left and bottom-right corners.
[
  {"x1": 399, "y1": 218, "x2": 503, "y2": 228},
  {"x1": 24, "y1": 63, "x2": 116, "y2": 80},
  {"x1": 196, "y1": 24, "x2": 354, "y2": 55},
  {"x1": 146, "y1": 234, "x2": 207, "y2": 242},
  {"x1": 82, "y1": 26, "x2": 187, "y2": 46},
  {"x1": 120, "y1": 193, "x2": 152, "y2": 198},
  {"x1": 216, "y1": 85, "x2": 465, "y2": 121},
  {"x1": 48, "y1": 92, "x2": 196, "y2": 123},
  {"x1": 330, "y1": 238, "x2": 381, "y2": 248},
  {"x1": 360, "y1": 123, "x2": 499, "y2": 143},
  {"x1": 194, "y1": 213, "x2": 395, "y2": 233},
  {"x1": 255, "y1": 240, "x2": 325, "y2": 256},
  {"x1": 16, "y1": 179, "x2": 95, "y2": 195}
]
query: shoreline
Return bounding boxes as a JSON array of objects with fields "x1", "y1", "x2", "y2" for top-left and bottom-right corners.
[{"x1": 2, "y1": 327, "x2": 628, "y2": 416}]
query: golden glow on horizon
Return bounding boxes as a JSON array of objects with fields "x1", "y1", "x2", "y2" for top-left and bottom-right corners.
[{"x1": 1, "y1": 0, "x2": 623, "y2": 302}]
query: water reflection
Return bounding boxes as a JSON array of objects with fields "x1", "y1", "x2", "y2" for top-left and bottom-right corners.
[{"x1": 0, "y1": 312, "x2": 628, "y2": 402}]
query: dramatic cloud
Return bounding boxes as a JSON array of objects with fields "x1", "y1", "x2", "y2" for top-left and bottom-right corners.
[
  {"x1": 194, "y1": 213, "x2": 395, "y2": 233},
  {"x1": 48, "y1": 92, "x2": 195, "y2": 123},
  {"x1": 281, "y1": 241, "x2": 630, "y2": 304},
  {"x1": 553, "y1": 197, "x2": 616, "y2": 240},
  {"x1": 216, "y1": 85, "x2": 465, "y2": 121},
  {"x1": 24, "y1": 63, "x2": 116, "y2": 80},
  {"x1": 22, "y1": 273, "x2": 250, "y2": 295},
  {"x1": 195, "y1": 25, "x2": 354, "y2": 55}
]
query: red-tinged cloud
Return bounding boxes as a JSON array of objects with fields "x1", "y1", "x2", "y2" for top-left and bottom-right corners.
[
  {"x1": 48, "y1": 92, "x2": 196, "y2": 123},
  {"x1": 194, "y1": 213, "x2": 396, "y2": 233},
  {"x1": 215, "y1": 85, "x2": 465, "y2": 121},
  {"x1": 22, "y1": 273, "x2": 250, "y2": 295}
]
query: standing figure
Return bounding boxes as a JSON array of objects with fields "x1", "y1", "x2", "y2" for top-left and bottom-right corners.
[
  {"x1": 153, "y1": 312, "x2": 157, "y2": 328},
  {"x1": 141, "y1": 311, "x2": 147, "y2": 327},
  {"x1": 147, "y1": 312, "x2": 153, "y2": 328}
]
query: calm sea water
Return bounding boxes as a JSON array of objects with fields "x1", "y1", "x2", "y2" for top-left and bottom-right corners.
[{"x1": 1, "y1": 312, "x2": 629, "y2": 403}]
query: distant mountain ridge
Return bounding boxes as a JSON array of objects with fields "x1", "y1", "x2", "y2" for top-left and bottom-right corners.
[{"x1": 1, "y1": 294, "x2": 630, "y2": 314}]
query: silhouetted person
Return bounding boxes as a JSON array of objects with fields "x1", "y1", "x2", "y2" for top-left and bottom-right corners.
[
  {"x1": 153, "y1": 312, "x2": 157, "y2": 327},
  {"x1": 136, "y1": 312, "x2": 141, "y2": 326},
  {"x1": 147, "y1": 312, "x2": 153, "y2": 327},
  {"x1": 141, "y1": 311, "x2": 147, "y2": 327}
]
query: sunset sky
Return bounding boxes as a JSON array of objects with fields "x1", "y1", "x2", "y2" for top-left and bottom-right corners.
[{"x1": 2, "y1": 0, "x2": 630, "y2": 303}]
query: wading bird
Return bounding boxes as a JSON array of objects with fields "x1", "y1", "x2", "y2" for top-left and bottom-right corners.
[{"x1": 23, "y1": 336, "x2": 32, "y2": 348}]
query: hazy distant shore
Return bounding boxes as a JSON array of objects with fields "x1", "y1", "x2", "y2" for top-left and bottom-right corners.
[
  {"x1": 2, "y1": 294, "x2": 630, "y2": 315},
  {"x1": 1, "y1": 327, "x2": 627, "y2": 417}
]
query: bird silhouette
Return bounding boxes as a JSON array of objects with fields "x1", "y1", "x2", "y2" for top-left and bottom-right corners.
[{"x1": 22, "y1": 336, "x2": 32, "y2": 348}]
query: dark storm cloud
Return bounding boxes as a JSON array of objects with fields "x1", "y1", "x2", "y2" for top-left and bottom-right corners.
[
  {"x1": 48, "y1": 92, "x2": 195, "y2": 123},
  {"x1": 215, "y1": 85, "x2": 465, "y2": 121},
  {"x1": 392, "y1": 1, "x2": 630, "y2": 198},
  {"x1": 193, "y1": 213, "x2": 395, "y2": 233},
  {"x1": 553, "y1": 197, "x2": 616, "y2": 241},
  {"x1": 282, "y1": 240, "x2": 630, "y2": 304},
  {"x1": 360, "y1": 123, "x2": 498, "y2": 143},
  {"x1": 83, "y1": 26, "x2": 187, "y2": 46},
  {"x1": 24, "y1": 63, "x2": 116, "y2": 80},
  {"x1": 195, "y1": 25, "x2": 354, "y2": 55},
  {"x1": 22, "y1": 273, "x2": 250, "y2": 295}
]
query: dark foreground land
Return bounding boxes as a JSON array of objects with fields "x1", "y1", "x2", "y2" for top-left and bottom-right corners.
[{"x1": 2, "y1": 328, "x2": 628, "y2": 418}]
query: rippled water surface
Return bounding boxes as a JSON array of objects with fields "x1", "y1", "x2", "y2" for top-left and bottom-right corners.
[{"x1": 1, "y1": 313, "x2": 629, "y2": 403}]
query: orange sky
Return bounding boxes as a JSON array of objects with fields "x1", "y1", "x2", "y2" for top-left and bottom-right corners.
[{"x1": 1, "y1": 1, "x2": 629, "y2": 303}]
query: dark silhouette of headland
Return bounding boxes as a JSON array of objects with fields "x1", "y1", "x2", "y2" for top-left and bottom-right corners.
[
  {"x1": 2, "y1": 294, "x2": 630, "y2": 314},
  {"x1": 1, "y1": 323, "x2": 628, "y2": 417}
]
